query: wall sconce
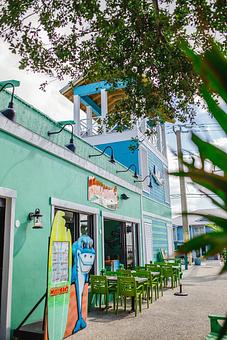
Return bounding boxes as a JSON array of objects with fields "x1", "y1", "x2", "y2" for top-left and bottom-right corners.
[
  {"x1": 116, "y1": 163, "x2": 138, "y2": 179},
  {"x1": 121, "y1": 193, "x2": 130, "y2": 200},
  {"x1": 134, "y1": 170, "x2": 153, "y2": 188},
  {"x1": 48, "y1": 123, "x2": 76, "y2": 153},
  {"x1": 28, "y1": 208, "x2": 43, "y2": 229},
  {"x1": 89, "y1": 146, "x2": 115, "y2": 164},
  {"x1": 0, "y1": 82, "x2": 16, "y2": 121}
]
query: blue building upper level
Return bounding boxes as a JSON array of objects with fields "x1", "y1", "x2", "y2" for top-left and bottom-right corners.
[{"x1": 60, "y1": 78, "x2": 171, "y2": 207}]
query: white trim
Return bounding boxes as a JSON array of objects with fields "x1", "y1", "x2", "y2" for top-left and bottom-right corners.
[
  {"x1": 83, "y1": 128, "x2": 137, "y2": 145},
  {"x1": 0, "y1": 187, "x2": 17, "y2": 199},
  {"x1": 0, "y1": 188, "x2": 16, "y2": 340},
  {"x1": 103, "y1": 211, "x2": 140, "y2": 224},
  {"x1": 0, "y1": 116, "x2": 141, "y2": 194},
  {"x1": 93, "y1": 214, "x2": 99, "y2": 274},
  {"x1": 74, "y1": 95, "x2": 81, "y2": 136},
  {"x1": 101, "y1": 213, "x2": 105, "y2": 269},
  {"x1": 140, "y1": 146, "x2": 150, "y2": 194},
  {"x1": 51, "y1": 197, "x2": 99, "y2": 215},
  {"x1": 144, "y1": 222, "x2": 153, "y2": 264},
  {"x1": 143, "y1": 210, "x2": 172, "y2": 223},
  {"x1": 101, "y1": 89, "x2": 107, "y2": 134}
]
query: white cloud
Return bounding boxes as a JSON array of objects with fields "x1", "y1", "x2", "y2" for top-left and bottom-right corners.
[
  {"x1": 213, "y1": 137, "x2": 227, "y2": 151},
  {"x1": 0, "y1": 40, "x2": 73, "y2": 122}
]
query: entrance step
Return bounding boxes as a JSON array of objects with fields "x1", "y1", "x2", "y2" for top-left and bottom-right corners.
[{"x1": 13, "y1": 321, "x2": 44, "y2": 340}]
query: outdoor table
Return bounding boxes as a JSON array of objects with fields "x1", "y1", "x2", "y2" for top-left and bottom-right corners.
[
  {"x1": 106, "y1": 276, "x2": 148, "y2": 311},
  {"x1": 106, "y1": 276, "x2": 148, "y2": 284},
  {"x1": 150, "y1": 272, "x2": 160, "y2": 276}
]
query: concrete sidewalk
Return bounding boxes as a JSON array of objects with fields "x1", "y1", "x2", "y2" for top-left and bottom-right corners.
[{"x1": 70, "y1": 261, "x2": 227, "y2": 340}]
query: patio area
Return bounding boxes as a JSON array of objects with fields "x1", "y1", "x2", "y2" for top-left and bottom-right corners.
[{"x1": 69, "y1": 261, "x2": 227, "y2": 340}]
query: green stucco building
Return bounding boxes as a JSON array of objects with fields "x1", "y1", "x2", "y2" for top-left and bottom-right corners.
[{"x1": 0, "y1": 82, "x2": 172, "y2": 339}]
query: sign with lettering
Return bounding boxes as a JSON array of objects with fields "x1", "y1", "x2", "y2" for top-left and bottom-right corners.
[
  {"x1": 50, "y1": 285, "x2": 69, "y2": 296},
  {"x1": 52, "y1": 241, "x2": 69, "y2": 283},
  {"x1": 88, "y1": 176, "x2": 118, "y2": 210}
]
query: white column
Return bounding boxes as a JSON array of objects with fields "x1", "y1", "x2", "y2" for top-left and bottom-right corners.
[
  {"x1": 101, "y1": 89, "x2": 108, "y2": 134},
  {"x1": 86, "y1": 106, "x2": 93, "y2": 136},
  {"x1": 167, "y1": 224, "x2": 174, "y2": 257},
  {"x1": 73, "y1": 94, "x2": 80, "y2": 136}
]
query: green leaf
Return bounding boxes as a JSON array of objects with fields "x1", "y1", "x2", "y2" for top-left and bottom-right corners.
[
  {"x1": 182, "y1": 42, "x2": 227, "y2": 101},
  {"x1": 191, "y1": 133, "x2": 227, "y2": 173},
  {"x1": 201, "y1": 85, "x2": 227, "y2": 135},
  {"x1": 177, "y1": 232, "x2": 227, "y2": 256},
  {"x1": 173, "y1": 169, "x2": 227, "y2": 205},
  {"x1": 184, "y1": 213, "x2": 227, "y2": 232}
]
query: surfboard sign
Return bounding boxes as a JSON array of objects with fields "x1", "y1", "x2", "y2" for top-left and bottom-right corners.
[{"x1": 47, "y1": 210, "x2": 72, "y2": 340}]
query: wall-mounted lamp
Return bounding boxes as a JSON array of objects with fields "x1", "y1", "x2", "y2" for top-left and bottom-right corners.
[
  {"x1": 121, "y1": 193, "x2": 130, "y2": 200},
  {"x1": 0, "y1": 82, "x2": 16, "y2": 121},
  {"x1": 116, "y1": 163, "x2": 138, "y2": 179},
  {"x1": 134, "y1": 170, "x2": 153, "y2": 188},
  {"x1": 48, "y1": 123, "x2": 76, "y2": 153},
  {"x1": 28, "y1": 208, "x2": 43, "y2": 229},
  {"x1": 89, "y1": 146, "x2": 115, "y2": 164}
]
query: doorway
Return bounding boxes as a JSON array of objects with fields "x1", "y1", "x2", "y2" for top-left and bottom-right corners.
[
  {"x1": 0, "y1": 198, "x2": 6, "y2": 323},
  {"x1": 104, "y1": 219, "x2": 139, "y2": 270}
]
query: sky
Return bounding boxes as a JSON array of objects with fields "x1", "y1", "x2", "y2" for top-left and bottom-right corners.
[{"x1": 1, "y1": 39, "x2": 226, "y2": 218}]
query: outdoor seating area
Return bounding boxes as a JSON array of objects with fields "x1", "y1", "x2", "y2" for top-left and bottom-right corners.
[{"x1": 89, "y1": 259, "x2": 182, "y2": 317}]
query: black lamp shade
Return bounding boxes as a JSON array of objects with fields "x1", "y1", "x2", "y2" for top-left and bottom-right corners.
[
  {"x1": 1, "y1": 102, "x2": 16, "y2": 122},
  {"x1": 133, "y1": 171, "x2": 138, "y2": 179},
  {"x1": 65, "y1": 138, "x2": 76, "y2": 153},
  {"x1": 148, "y1": 177, "x2": 153, "y2": 188},
  {"x1": 109, "y1": 154, "x2": 115, "y2": 164}
]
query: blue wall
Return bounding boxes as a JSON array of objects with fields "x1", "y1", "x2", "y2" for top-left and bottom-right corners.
[
  {"x1": 142, "y1": 149, "x2": 168, "y2": 205},
  {"x1": 96, "y1": 140, "x2": 139, "y2": 173}
]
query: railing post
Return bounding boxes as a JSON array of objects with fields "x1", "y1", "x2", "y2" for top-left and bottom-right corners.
[
  {"x1": 74, "y1": 94, "x2": 80, "y2": 136},
  {"x1": 101, "y1": 89, "x2": 108, "y2": 134},
  {"x1": 86, "y1": 106, "x2": 93, "y2": 136}
]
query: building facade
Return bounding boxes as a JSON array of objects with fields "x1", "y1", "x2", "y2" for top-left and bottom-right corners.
[
  {"x1": 61, "y1": 79, "x2": 173, "y2": 264},
  {"x1": 172, "y1": 209, "x2": 221, "y2": 259},
  {"x1": 0, "y1": 80, "x2": 172, "y2": 338}
]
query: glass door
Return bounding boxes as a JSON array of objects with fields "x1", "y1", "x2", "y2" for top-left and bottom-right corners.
[{"x1": 122, "y1": 222, "x2": 138, "y2": 269}]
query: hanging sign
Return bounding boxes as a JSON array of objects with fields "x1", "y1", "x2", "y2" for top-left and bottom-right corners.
[{"x1": 88, "y1": 176, "x2": 118, "y2": 210}]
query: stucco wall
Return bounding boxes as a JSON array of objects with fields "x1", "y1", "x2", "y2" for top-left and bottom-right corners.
[{"x1": 0, "y1": 130, "x2": 141, "y2": 330}]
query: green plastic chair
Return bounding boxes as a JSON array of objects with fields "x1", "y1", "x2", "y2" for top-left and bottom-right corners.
[
  {"x1": 90, "y1": 275, "x2": 117, "y2": 311},
  {"x1": 105, "y1": 271, "x2": 118, "y2": 276},
  {"x1": 145, "y1": 264, "x2": 164, "y2": 296},
  {"x1": 206, "y1": 315, "x2": 227, "y2": 339},
  {"x1": 135, "y1": 266, "x2": 146, "y2": 271},
  {"x1": 134, "y1": 270, "x2": 159, "y2": 305},
  {"x1": 165, "y1": 262, "x2": 182, "y2": 285},
  {"x1": 116, "y1": 269, "x2": 132, "y2": 276},
  {"x1": 116, "y1": 277, "x2": 143, "y2": 317},
  {"x1": 161, "y1": 266, "x2": 177, "y2": 289}
]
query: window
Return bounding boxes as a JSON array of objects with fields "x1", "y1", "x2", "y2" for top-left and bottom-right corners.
[{"x1": 54, "y1": 209, "x2": 94, "y2": 243}]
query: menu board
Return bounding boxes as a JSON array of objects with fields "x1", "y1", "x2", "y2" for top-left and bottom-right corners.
[{"x1": 52, "y1": 241, "x2": 69, "y2": 284}]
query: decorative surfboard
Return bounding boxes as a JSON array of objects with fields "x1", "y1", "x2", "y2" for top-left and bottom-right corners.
[{"x1": 47, "y1": 210, "x2": 72, "y2": 340}]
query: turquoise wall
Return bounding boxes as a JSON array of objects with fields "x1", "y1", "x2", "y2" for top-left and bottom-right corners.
[
  {"x1": 143, "y1": 196, "x2": 171, "y2": 261},
  {"x1": 0, "y1": 129, "x2": 141, "y2": 331}
]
